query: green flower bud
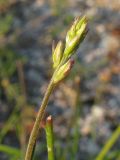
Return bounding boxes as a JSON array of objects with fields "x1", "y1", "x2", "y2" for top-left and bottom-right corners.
[
  {"x1": 53, "y1": 59, "x2": 74, "y2": 84},
  {"x1": 51, "y1": 16, "x2": 88, "y2": 84},
  {"x1": 64, "y1": 16, "x2": 87, "y2": 59},
  {"x1": 66, "y1": 17, "x2": 80, "y2": 43},
  {"x1": 64, "y1": 34, "x2": 82, "y2": 59},
  {"x1": 52, "y1": 41, "x2": 64, "y2": 69},
  {"x1": 76, "y1": 16, "x2": 87, "y2": 32}
]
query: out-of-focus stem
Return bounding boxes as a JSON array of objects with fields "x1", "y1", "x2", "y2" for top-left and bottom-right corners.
[
  {"x1": 16, "y1": 60, "x2": 27, "y2": 157},
  {"x1": 45, "y1": 116, "x2": 55, "y2": 160},
  {"x1": 96, "y1": 125, "x2": 120, "y2": 160}
]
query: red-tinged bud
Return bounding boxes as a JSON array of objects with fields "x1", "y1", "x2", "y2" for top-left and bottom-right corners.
[
  {"x1": 53, "y1": 59, "x2": 74, "y2": 84},
  {"x1": 64, "y1": 59, "x2": 74, "y2": 76},
  {"x1": 41, "y1": 116, "x2": 53, "y2": 129},
  {"x1": 46, "y1": 115, "x2": 53, "y2": 125}
]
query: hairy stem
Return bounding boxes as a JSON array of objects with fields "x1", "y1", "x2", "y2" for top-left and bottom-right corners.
[{"x1": 25, "y1": 79, "x2": 55, "y2": 160}]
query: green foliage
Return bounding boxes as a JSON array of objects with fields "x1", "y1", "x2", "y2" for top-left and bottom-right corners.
[
  {"x1": 50, "y1": 0, "x2": 67, "y2": 16},
  {"x1": 0, "y1": 0, "x2": 9, "y2": 5},
  {"x1": 0, "y1": 48, "x2": 18, "y2": 78},
  {"x1": 0, "y1": 47, "x2": 26, "y2": 156},
  {"x1": 0, "y1": 4, "x2": 27, "y2": 159},
  {"x1": 0, "y1": 14, "x2": 13, "y2": 35},
  {"x1": 0, "y1": 144, "x2": 21, "y2": 160},
  {"x1": 96, "y1": 126, "x2": 120, "y2": 160}
]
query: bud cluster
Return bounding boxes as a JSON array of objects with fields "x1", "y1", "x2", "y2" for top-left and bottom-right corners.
[{"x1": 52, "y1": 16, "x2": 88, "y2": 84}]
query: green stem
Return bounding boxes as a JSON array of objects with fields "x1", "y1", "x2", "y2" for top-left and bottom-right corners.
[
  {"x1": 25, "y1": 79, "x2": 55, "y2": 160},
  {"x1": 96, "y1": 125, "x2": 120, "y2": 160},
  {"x1": 116, "y1": 152, "x2": 120, "y2": 160},
  {"x1": 0, "y1": 144, "x2": 21, "y2": 157},
  {"x1": 45, "y1": 116, "x2": 55, "y2": 160}
]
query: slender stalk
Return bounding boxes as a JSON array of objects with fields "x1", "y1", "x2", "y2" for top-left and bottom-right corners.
[
  {"x1": 25, "y1": 79, "x2": 55, "y2": 160},
  {"x1": 45, "y1": 116, "x2": 55, "y2": 160},
  {"x1": 96, "y1": 125, "x2": 120, "y2": 160}
]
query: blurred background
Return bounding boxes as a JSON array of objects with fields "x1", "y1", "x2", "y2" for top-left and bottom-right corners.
[{"x1": 0, "y1": 0, "x2": 120, "y2": 160}]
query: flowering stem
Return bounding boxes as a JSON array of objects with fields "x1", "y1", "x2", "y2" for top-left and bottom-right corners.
[
  {"x1": 25, "y1": 79, "x2": 55, "y2": 160},
  {"x1": 24, "y1": 16, "x2": 88, "y2": 160}
]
